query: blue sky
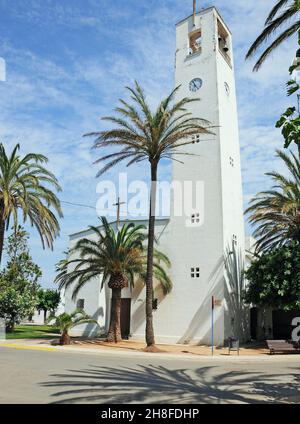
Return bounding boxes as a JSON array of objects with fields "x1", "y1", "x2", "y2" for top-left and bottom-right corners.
[{"x1": 0, "y1": 0, "x2": 297, "y2": 287}]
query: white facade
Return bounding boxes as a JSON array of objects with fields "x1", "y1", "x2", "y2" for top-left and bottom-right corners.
[
  {"x1": 165, "y1": 7, "x2": 245, "y2": 344},
  {"x1": 65, "y1": 7, "x2": 246, "y2": 345}
]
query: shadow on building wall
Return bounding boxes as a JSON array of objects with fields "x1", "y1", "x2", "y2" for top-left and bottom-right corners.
[{"x1": 178, "y1": 256, "x2": 224, "y2": 345}]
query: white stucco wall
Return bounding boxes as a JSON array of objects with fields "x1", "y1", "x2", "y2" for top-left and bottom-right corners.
[{"x1": 157, "y1": 8, "x2": 245, "y2": 345}]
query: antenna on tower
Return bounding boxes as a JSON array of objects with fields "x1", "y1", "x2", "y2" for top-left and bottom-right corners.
[{"x1": 193, "y1": 0, "x2": 197, "y2": 26}]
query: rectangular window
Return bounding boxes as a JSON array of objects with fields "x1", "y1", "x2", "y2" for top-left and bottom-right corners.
[
  {"x1": 217, "y1": 19, "x2": 231, "y2": 66},
  {"x1": 192, "y1": 134, "x2": 201, "y2": 144},
  {"x1": 191, "y1": 267, "x2": 200, "y2": 278},
  {"x1": 232, "y1": 235, "x2": 237, "y2": 246},
  {"x1": 189, "y1": 29, "x2": 202, "y2": 55},
  {"x1": 230, "y1": 157, "x2": 234, "y2": 167},
  {"x1": 76, "y1": 299, "x2": 85, "y2": 309},
  {"x1": 191, "y1": 213, "x2": 200, "y2": 224}
]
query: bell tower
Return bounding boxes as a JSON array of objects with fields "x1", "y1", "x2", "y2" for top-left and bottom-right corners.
[{"x1": 159, "y1": 6, "x2": 245, "y2": 345}]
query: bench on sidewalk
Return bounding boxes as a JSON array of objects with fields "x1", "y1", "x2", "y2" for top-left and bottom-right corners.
[{"x1": 266, "y1": 340, "x2": 300, "y2": 355}]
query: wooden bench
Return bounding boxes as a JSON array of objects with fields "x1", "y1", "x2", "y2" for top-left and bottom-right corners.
[{"x1": 267, "y1": 340, "x2": 300, "y2": 355}]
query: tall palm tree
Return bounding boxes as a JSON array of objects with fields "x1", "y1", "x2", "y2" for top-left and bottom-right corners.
[
  {"x1": 246, "y1": 149, "x2": 300, "y2": 252},
  {"x1": 47, "y1": 309, "x2": 98, "y2": 345},
  {"x1": 85, "y1": 82, "x2": 211, "y2": 350},
  {"x1": 55, "y1": 217, "x2": 172, "y2": 343},
  {"x1": 0, "y1": 143, "x2": 63, "y2": 264},
  {"x1": 246, "y1": 1, "x2": 300, "y2": 71}
]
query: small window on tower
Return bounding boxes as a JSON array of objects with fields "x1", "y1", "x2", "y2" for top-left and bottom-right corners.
[
  {"x1": 191, "y1": 267, "x2": 200, "y2": 278},
  {"x1": 76, "y1": 299, "x2": 85, "y2": 310},
  {"x1": 230, "y1": 157, "x2": 234, "y2": 167},
  {"x1": 191, "y1": 213, "x2": 200, "y2": 224},
  {"x1": 232, "y1": 235, "x2": 237, "y2": 246},
  {"x1": 192, "y1": 134, "x2": 201, "y2": 144},
  {"x1": 217, "y1": 19, "x2": 231, "y2": 66},
  {"x1": 189, "y1": 29, "x2": 202, "y2": 55}
]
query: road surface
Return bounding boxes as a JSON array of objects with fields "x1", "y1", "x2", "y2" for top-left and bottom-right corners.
[{"x1": 0, "y1": 346, "x2": 300, "y2": 404}]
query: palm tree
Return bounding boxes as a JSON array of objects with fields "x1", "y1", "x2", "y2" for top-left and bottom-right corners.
[
  {"x1": 246, "y1": 1, "x2": 300, "y2": 71},
  {"x1": 55, "y1": 217, "x2": 172, "y2": 343},
  {"x1": 246, "y1": 149, "x2": 300, "y2": 252},
  {"x1": 0, "y1": 143, "x2": 63, "y2": 264},
  {"x1": 47, "y1": 309, "x2": 97, "y2": 345},
  {"x1": 85, "y1": 82, "x2": 211, "y2": 350}
]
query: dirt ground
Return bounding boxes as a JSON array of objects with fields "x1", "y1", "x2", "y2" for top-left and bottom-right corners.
[{"x1": 67, "y1": 339, "x2": 269, "y2": 356}]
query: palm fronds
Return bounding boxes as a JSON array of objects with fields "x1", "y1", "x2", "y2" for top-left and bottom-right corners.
[
  {"x1": 246, "y1": 1, "x2": 300, "y2": 71},
  {"x1": 246, "y1": 149, "x2": 300, "y2": 252},
  {"x1": 0, "y1": 143, "x2": 63, "y2": 261},
  {"x1": 85, "y1": 81, "x2": 210, "y2": 347},
  {"x1": 48, "y1": 309, "x2": 98, "y2": 333},
  {"x1": 55, "y1": 217, "x2": 172, "y2": 299},
  {"x1": 85, "y1": 81, "x2": 212, "y2": 174}
]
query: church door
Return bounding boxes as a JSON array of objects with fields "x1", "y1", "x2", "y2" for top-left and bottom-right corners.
[{"x1": 121, "y1": 298, "x2": 131, "y2": 340}]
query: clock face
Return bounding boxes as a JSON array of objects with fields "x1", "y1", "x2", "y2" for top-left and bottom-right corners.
[{"x1": 189, "y1": 78, "x2": 203, "y2": 92}]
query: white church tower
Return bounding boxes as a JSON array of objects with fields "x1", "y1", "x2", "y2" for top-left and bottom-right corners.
[{"x1": 157, "y1": 6, "x2": 246, "y2": 345}]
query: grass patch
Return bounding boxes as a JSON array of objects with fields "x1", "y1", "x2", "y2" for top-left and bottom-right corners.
[{"x1": 5, "y1": 325, "x2": 60, "y2": 340}]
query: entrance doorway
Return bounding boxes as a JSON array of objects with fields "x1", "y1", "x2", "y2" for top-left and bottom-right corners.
[
  {"x1": 121, "y1": 298, "x2": 131, "y2": 340},
  {"x1": 250, "y1": 307, "x2": 258, "y2": 340}
]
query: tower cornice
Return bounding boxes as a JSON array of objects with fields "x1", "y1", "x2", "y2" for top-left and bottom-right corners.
[{"x1": 176, "y1": 6, "x2": 231, "y2": 35}]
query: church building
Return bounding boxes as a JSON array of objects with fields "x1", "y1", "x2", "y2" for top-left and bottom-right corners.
[{"x1": 64, "y1": 6, "x2": 249, "y2": 346}]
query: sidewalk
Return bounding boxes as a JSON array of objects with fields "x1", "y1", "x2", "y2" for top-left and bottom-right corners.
[{"x1": 0, "y1": 337, "x2": 282, "y2": 361}]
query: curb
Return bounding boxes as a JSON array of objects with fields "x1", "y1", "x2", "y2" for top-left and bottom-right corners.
[
  {"x1": 0, "y1": 342, "x2": 299, "y2": 362},
  {"x1": 0, "y1": 343, "x2": 57, "y2": 352}
]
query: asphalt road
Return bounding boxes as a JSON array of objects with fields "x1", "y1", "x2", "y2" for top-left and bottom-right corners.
[{"x1": 0, "y1": 347, "x2": 300, "y2": 404}]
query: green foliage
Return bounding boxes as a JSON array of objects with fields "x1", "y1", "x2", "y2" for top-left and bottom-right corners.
[
  {"x1": 245, "y1": 242, "x2": 300, "y2": 311},
  {"x1": 85, "y1": 81, "x2": 212, "y2": 174},
  {"x1": 1, "y1": 227, "x2": 42, "y2": 290},
  {"x1": 55, "y1": 217, "x2": 172, "y2": 299},
  {"x1": 224, "y1": 244, "x2": 248, "y2": 341},
  {"x1": 0, "y1": 227, "x2": 41, "y2": 330},
  {"x1": 0, "y1": 143, "x2": 63, "y2": 260},
  {"x1": 5, "y1": 325, "x2": 60, "y2": 340},
  {"x1": 286, "y1": 79, "x2": 300, "y2": 96},
  {"x1": 48, "y1": 309, "x2": 97, "y2": 334},
  {"x1": 274, "y1": 29, "x2": 300, "y2": 152},
  {"x1": 289, "y1": 64, "x2": 299, "y2": 75},
  {"x1": 246, "y1": 2, "x2": 300, "y2": 71},
  {"x1": 6, "y1": 227, "x2": 28, "y2": 259},
  {"x1": 0, "y1": 287, "x2": 38, "y2": 331},
  {"x1": 246, "y1": 150, "x2": 300, "y2": 252},
  {"x1": 246, "y1": 6, "x2": 300, "y2": 149},
  {"x1": 276, "y1": 107, "x2": 300, "y2": 149},
  {"x1": 37, "y1": 289, "x2": 60, "y2": 315}
]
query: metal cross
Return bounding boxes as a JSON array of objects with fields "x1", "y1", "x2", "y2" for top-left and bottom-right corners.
[{"x1": 113, "y1": 197, "x2": 126, "y2": 228}]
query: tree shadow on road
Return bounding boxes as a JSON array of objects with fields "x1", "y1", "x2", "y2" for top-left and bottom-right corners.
[{"x1": 40, "y1": 364, "x2": 300, "y2": 404}]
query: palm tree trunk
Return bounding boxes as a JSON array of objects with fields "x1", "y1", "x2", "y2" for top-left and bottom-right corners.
[
  {"x1": 145, "y1": 163, "x2": 158, "y2": 348},
  {"x1": 0, "y1": 202, "x2": 5, "y2": 266},
  {"x1": 6, "y1": 321, "x2": 15, "y2": 333},
  {"x1": 107, "y1": 288, "x2": 122, "y2": 343},
  {"x1": 60, "y1": 330, "x2": 71, "y2": 346}
]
